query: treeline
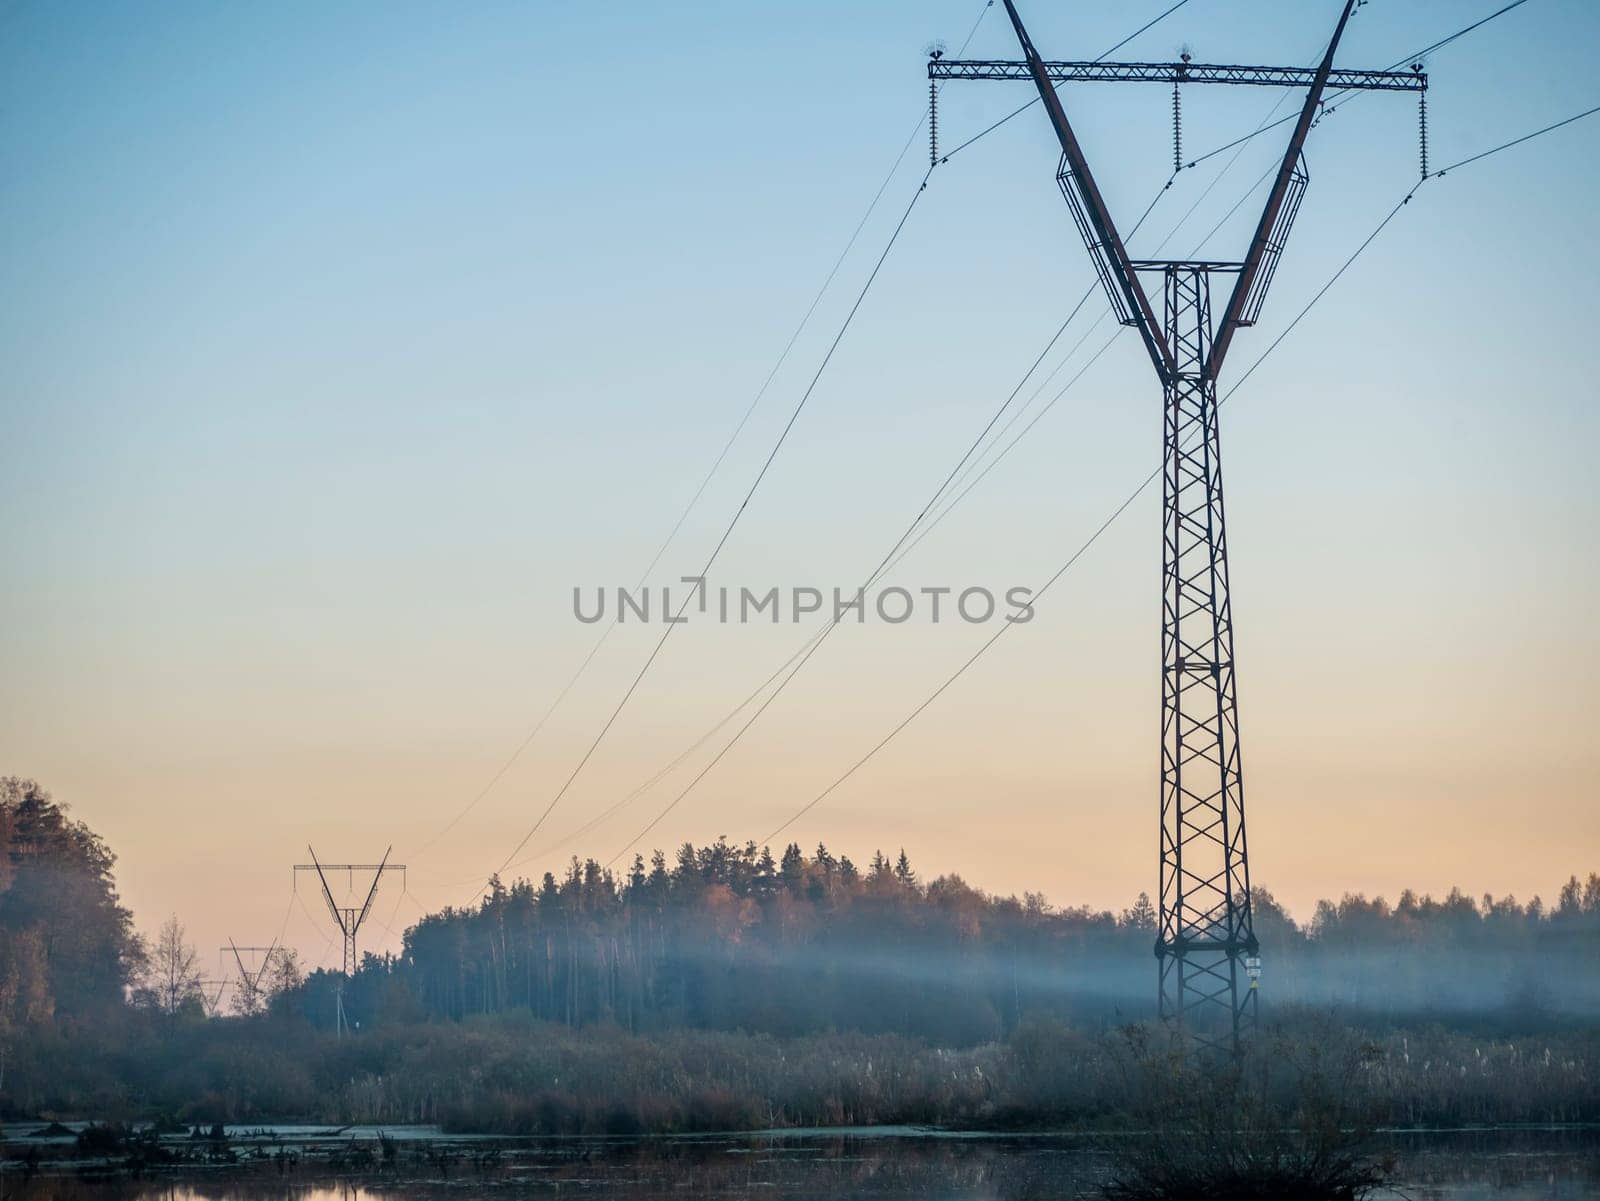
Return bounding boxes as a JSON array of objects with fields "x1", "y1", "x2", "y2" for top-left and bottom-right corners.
[
  {"x1": 291, "y1": 838, "x2": 1600, "y2": 1042},
  {"x1": 388, "y1": 844, "x2": 1150, "y2": 1044},
  {"x1": 5, "y1": 775, "x2": 1597, "y2": 1049},
  {"x1": 0, "y1": 778, "x2": 141, "y2": 1032},
  {"x1": 3, "y1": 775, "x2": 1598, "y2": 1131}
]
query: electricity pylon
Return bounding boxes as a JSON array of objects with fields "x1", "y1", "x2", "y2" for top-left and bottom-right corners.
[
  {"x1": 197, "y1": 976, "x2": 230, "y2": 1018},
  {"x1": 223, "y1": 940, "x2": 278, "y2": 1016},
  {"x1": 934, "y1": 2, "x2": 1424, "y2": 1051},
  {"x1": 294, "y1": 845, "x2": 404, "y2": 1035}
]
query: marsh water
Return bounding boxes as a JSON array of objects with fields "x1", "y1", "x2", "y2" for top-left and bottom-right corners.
[{"x1": 4, "y1": 1126, "x2": 1597, "y2": 1200}]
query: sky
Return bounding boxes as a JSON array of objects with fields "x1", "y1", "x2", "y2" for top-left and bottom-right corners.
[{"x1": 2, "y1": 0, "x2": 1597, "y2": 976}]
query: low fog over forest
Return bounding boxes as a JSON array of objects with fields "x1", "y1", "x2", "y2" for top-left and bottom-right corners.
[
  {"x1": 379, "y1": 839, "x2": 1600, "y2": 1039},
  {"x1": 3, "y1": 776, "x2": 1597, "y2": 1130}
]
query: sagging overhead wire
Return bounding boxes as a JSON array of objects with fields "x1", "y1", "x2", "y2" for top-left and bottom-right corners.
[
  {"x1": 899, "y1": 118, "x2": 1292, "y2": 572},
  {"x1": 458, "y1": 24, "x2": 1586, "y2": 903},
  {"x1": 598, "y1": 331, "x2": 1116, "y2": 866},
  {"x1": 1427, "y1": 102, "x2": 1599, "y2": 175},
  {"x1": 598, "y1": 84, "x2": 1335, "y2": 872},
  {"x1": 598, "y1": 186, "x2": 1190, "y2": 870},
  {"x1": 585, "y1": 285, "x2": 1124, "y2": 873},
  {"x1": 474, "y1": 7, "x2": 1578, "y2": 891},
  {"x1": 757, "y1": 210, "x2": 1412, "y2": 847},
  {"x1": 886, "y1": 158, "x2": 1254, "y2": 581},
  {"x1": 755, "y1": 97, "x2": 1599, "y2": 847},
  {"x1": 1404, "y1": 0, "x2": 1534, "y2": 63},
  {"x1": 455, "y1": 0, "x2": 1202, "y2": 894},
  {"x1": 432, "y1": 616, "x2": 837, "y2": 888},
  {"x1": 408, "y1": 0, "x2": 999, "y2": 865},
  {"x1": 484, "y1": 162, "x2": 939, "y2": 894},
  {"x1": 530, "y1": 21, "x2": 1313, "y2": 879}
]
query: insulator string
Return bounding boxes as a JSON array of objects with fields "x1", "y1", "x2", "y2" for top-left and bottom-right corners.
[
  {"x1": 1172, "y1": 77, "x2": 1183, "y2": 173},
  {"x1": 1418, "y1": 89, "x2": 1429, "y2": 180}
]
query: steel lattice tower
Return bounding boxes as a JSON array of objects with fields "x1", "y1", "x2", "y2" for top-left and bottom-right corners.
[
  {"x1": 295, "y1": 845, "x2": 405, "y2": 1034},
  {"x1": 934, "y1": 1, "x2": 1423, "y2": 1048},
  {"x1": 1157, "y1": 265, "x2": 1254, "y2": 1048}
]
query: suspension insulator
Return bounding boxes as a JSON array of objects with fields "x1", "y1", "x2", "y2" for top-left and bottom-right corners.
[
  {"x1": 930, "y1": 78, "x2": 939, "y2": 166},
  {"x1": 1418, "y1": 91, "x2": 1429, "y2": 179},
  {"x1": 1172, "y1": 81, "x2": 1182, "y2": 173}
]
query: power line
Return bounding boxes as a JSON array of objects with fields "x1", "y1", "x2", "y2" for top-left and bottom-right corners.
[
  {"x1": 926, "y1": 120, "x2": 1284, "y2": 521},
  {"x1": 461, "y1": 1, "x2": 1012, "y2": 892},
  {"x1": 478, "y1": 29, "x2": 1591, "y2": 893},
  {"x1": 600, "y1": 184, "x2": 1184, "y2": 869},
  {"x1": 570, "y1": 73, "x2": 1289, "y2": 874},
  {"x1": 887, "y1": 325, "x2": 1123, "y2": 575},
  {"x1": 755, "y1": 96, "x2": 1599, "y2": 848},
  {"x1": 485, "y1": 163, "x2": 939, "y2": 890},
  {"x1": 410, "y1": 1, "x2": 998, "y2": 862},
  {"x1": 886, "y1": 176, "x2": 1273, "y2": 577},
  {"x1": 926, "y1": 143, "x2": 1277, "y2": 533},
  {"x1": 599, "y1": 108, "x2": 1322, "y2": 869},
  {"x1": 759, "y1": 206, "x2": 1411, "y2": 846},
  {"x1": 1405, "y1": 0, "x2": 1532, "y2": 62},
  {"x1": 471, "y1": 1, "x2": 1201, "y2": 890},
  {"x1": 426, "y1": 613, "x2": 838, "y2": 888},
  {"x1": 598, "y1": 285, "x2": 1118, "y2": 868},
  {"x1": 508, "y1": 628, "x2": 831, "y2": 873},
  {"x1": 1184, "y1": 0, "x2": 1538, "y2": 169},
  {"x1": 1100, "y1": 0, "x2": 1195, "y2": 60},
  {"x1": 293, "y1": 888, "x2": 340, "y2": 971},
  {"x1": 502, "y1": 308, "x2": 1119, "y2": 882},
  {"x1": 1429, "y1": 102, "x2": 1600, "y2": 175},
  {"x1": 363, "y1": 9, "x2": 1590, "y2": 997}
]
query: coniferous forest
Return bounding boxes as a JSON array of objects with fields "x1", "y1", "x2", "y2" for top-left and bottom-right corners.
[{"x1": 3, "y1": 776, "x2": 1598, "y2": 1132}]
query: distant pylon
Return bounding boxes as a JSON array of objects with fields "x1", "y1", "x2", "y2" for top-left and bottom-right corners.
[
  {"x1": 294, "y1": 845, "x2": 405, "y2": 1035},
  {"x1": 221, "y1": 940, "x2": 279, "y2": 1015}
]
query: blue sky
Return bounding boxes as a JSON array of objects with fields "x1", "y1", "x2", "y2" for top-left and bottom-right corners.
[{"x1": 2, "y1": 0, "x2": 1596, "y2": 966}]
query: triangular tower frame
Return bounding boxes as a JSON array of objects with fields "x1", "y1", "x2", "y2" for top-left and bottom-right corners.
[{"x1": 935, "y1": 1, "x2": 1424, "y2": 1050}]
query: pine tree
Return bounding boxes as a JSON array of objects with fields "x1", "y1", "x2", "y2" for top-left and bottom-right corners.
[
  {"x1": 1121, "y1": 892, "x2": 1157, "y2": 932},
  {"x1": 780, "y1": 843, "x2": 805, "y2": 889},
  {"x1": 815, "y1": 843, "x2": 837, "y2": 878},
  {"x1": 1558, "y1": 876, "x2": 1582, "y2": 917},
  {"x1": 894, "y1": 849, "x2": 917, "y2": 888}
]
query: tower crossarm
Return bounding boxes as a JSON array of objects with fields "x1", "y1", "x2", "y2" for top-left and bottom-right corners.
[
  {"x1": 292, "y1": 863, "x2": 395, "y2": 872},
  {"x1": 929, "y1": 60, "x2": 1424, "y2": 92}
]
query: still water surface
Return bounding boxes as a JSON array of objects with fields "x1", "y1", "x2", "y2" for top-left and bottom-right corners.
[{"x1": 7, "y1": 1127, "x2": 1597, "y2": 1200}]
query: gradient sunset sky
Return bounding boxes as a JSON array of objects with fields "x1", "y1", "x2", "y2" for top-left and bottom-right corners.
[{"x1": 3, "y1": 0, "x2": 1597, "y2": 972}]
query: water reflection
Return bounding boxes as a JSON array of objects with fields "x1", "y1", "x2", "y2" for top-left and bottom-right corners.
[{"x1": 5, "y1": 1129, "x2": 1596, "y2": 1201}]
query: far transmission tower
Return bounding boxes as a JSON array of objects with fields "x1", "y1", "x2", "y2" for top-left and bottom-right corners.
[
  {"x1": 197, "y1": 976, "x2": 231, "y2": 1018},
  {"x1": 222, "y1": 940, "x2": 279, "y2": 1016},
  {"x1": 295, "y1": 845, "x2": 405, "y2": 1035},
  {"x1": 934, "y1": 1, "x2": 1424, "y2": 1050}
]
